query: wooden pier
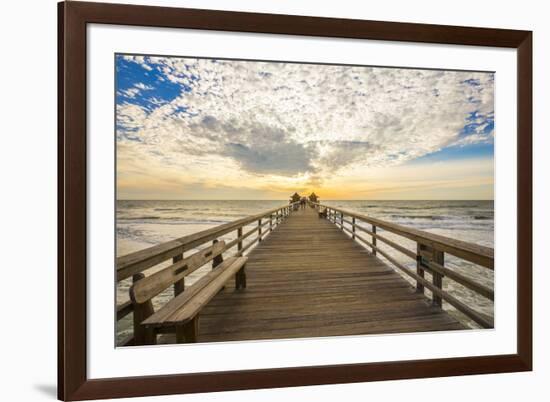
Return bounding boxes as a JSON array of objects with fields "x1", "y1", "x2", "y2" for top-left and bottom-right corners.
[{"x1": 117, "y1": 201, "x2": 494, "y2": 346}]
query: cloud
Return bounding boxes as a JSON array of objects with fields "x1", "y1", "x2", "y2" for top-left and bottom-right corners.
[
  {"x1": 134, "y1": 82, "x2": 154, "y2": 90},
  {"x1": 314, "y1": 140, "x2": 380, "y2": 171},
  {"x1": 224, "y1": 141, "x2": 315, "y2": 176},
  {"x1": 116, "y1": 55, "x2": 494, "y2": 198},
  {"x1": 116, "y1": 103, "x2": 148, "y2": 132},
  {"x1": 118, "y1": 87, "x2": 140, "y2": 99}
]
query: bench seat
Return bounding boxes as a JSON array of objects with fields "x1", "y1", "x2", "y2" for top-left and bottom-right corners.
[{"x1": 141, "y1": 256, "x2": 247, "y2": 342}]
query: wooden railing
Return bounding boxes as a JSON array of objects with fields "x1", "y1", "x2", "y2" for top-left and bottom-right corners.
[
  {"x1": 312, "y1": 202, "x2": 494, "y2": 328},
  {"x1": 116, "y1": 202, "x2": 299, "y2": 346}
]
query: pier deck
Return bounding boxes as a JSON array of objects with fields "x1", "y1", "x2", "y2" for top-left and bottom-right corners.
[{"x1": 194, "y1": 207, "x2": 464, "y2": 342}]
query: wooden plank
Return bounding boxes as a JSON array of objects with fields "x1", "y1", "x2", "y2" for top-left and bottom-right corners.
[
  {"x1": 416, "y1": 243, "x2": 425, "y2": 294},
  {"x1": 161, "y1": 258, "x2": 247, "y2": 326},
  {"x1": 373, "y1": 243, "x2": 493, "y2": 328},
  {"x1": 424, "y1": 260, "x2": 494, "y2": 301},
  {"x1": 313, "y1": 203, "x2": 494, "y2": 269},
  {"x1": 124, "y1": 206, "x2": 494, "y2": 346},
  {"x1": 142, "y1": 257, "x2": 246, "y2": 327},
  {"x1": 142, "y1": 257, "x2": 238, "y2": 327},
  {"x1": 117, "y1": 204, "x2": 291, "y2": 280},
  {"x1": 116, "y1": 300, "x2": 133, "y2": 321},
  {"x1": 173, "y1": 253, "x2": 185, "y2": 296},
  {"x1": 349, "y1": 225, "x2": 493, "y2": 300},
  {"x1": 187, "y1": 207, "x2": 475, "y2": 343},
  {"x1": 372, "y1": 225, "x2": 377, "y2": 255},
  {"x1": 132, "y1": 273, "x2": 156, "y2": 345},
  {"x1": 224, "y1": 225, "x2": 257, "y2": 252},
  {"x1": 130, "y1": 241, "x2": 226, "y2": 304},
  {"x1": 432, "y1": 249, "x2": 444, "y2": 307}
]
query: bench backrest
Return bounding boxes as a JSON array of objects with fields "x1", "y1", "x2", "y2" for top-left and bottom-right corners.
[{"x1": 130, "y1": 240, "x2": 226, "y2": 304}]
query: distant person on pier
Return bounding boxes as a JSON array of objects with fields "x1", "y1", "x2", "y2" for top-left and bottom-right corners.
[
  {"x1": 289, "y1": 192, "x2": 301, "y2": 211},
  {"x1": 300, "y1": 197, "x2": 307, "y2": 209}
]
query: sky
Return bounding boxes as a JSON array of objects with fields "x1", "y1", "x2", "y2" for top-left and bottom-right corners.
[{"x1": 116, "y1": 54, "x2": 494, "y2": 200}]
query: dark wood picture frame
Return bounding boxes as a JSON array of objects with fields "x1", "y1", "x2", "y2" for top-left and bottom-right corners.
[{"x1": 58, "y1": 1, "x2": 532, "y2": 400}]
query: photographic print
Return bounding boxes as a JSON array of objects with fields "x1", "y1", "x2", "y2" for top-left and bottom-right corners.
[
  {"x1": 115, "y1": 54, "x2": 495, "y2": 347},
  {"x1": 59, "y1": 4, "x2": 532, "y2": 398}
]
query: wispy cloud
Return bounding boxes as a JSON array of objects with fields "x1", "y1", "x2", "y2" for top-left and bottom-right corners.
[{"x1": 134, "y1": 82, "x2": 154, "y2": 91}]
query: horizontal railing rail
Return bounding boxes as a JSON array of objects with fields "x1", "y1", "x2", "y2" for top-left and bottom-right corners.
[
  {"x1": 116, "y1": 202, "x2": 299, "y2": 346},
  {"x1": 312, "y1": 201, "x2": 494, "y2": 329},
  {"x1": 117, "y1": 203, "x2": 299, "y2": 281}
]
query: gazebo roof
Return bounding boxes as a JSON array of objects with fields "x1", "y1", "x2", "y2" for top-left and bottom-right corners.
[{"x1": 290, "y1": 192, "x2": 301, "y2": 202}]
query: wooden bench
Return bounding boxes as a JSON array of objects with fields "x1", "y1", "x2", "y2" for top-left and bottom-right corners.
[
  {"x1": 129, "y1": 240, "x2": 247, "y2": 344},
  {"x1": 318, "y1": 206, "x2": 327, "y2": 218}
]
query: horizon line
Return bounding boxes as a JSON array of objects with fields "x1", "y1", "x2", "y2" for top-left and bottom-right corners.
[{"x1": 116, "y1": 198, "x2": 495, "y2": 202}]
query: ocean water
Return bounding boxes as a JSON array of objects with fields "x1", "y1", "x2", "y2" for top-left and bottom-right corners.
[{"x1": 116, "y1": 200, "x2": 494, "y2": 343}]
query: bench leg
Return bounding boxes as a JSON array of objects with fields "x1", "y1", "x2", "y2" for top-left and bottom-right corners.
[
  {"x1": 176, "y1": 316, "x2": 199, "y2": 343},
  {"x1": 134, "y1": 307, "x2": 156, "y2": 345},
  {"x1": 235, "y1": 266, "x2": 247, "y2": 290},
  {"x1": 175, "y1": 326, "x2": 185, "y2": 343}
]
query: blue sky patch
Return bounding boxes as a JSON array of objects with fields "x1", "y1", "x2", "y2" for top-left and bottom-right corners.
[
  {"x1": 115, "y1": 55, "x2": 183, "y2": 111},
  {"x1": 412, "y1": 142, "x2": 494, "y2": 164},
  {"x1": 459, "y1": 110, "x2": 494, "y2": 137}
]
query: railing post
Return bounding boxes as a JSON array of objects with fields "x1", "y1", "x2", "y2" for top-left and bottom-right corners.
[
  {"x1": 352, "y1": 217, "x2": 356, "y2": 239},
  {"x1": 416, "y1": 244, "x2": 443, "y2": 307},
  {"x1": 372, "y1": 225, "x2": 377, "y2": 255},
  {"x1": 340, "y1": 212, "x2": 344, "y2": 229},
  {"x1": 416, "y1": 243, "x2": 425, "y2": 294},
  {"x1": 432, "y1": 250, "x2": 444, "y2": 307},
  {"x1": 173, "y1": 253, "x2": 185, "y2": 296},
  {"x1": 212, "y1": 239, "x2": 224, "y2": 269},
  {"x1": 237, "y1": 227, "x2": 243, "y2": 255},
  {"x1": 270, "y1": 214, "x2": 273, "y2": 231},
  {"x1": 212, "y1": 239, "x2": 225, "y2": 291},
  {"x1": 132, "y1": 273, "x2": 155, "y2": 345},
  {"x1": 258, "y1": 218, "x2": 262, "y2": 242}
]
